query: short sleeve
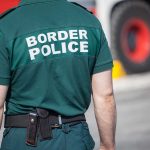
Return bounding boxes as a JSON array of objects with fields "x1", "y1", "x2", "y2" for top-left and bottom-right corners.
[
  {"x1": 93, "y1": 27, "x2": 113, "y2": 74},
  {"x1": 0, "y1": 31, "x2": 10, "y2": 85}
]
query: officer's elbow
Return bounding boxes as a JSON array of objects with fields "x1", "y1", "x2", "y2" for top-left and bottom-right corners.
[{"x1": 92, "y1": 89, "x2": 115, "y2": 110}]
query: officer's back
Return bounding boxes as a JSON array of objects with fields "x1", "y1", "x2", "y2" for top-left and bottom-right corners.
[
  {"x1": 0, "y1": 1, "x2": 115, "y2": 150},
  {"x1": 0, "y1": 0, "x2": 111, "y2": 117}
]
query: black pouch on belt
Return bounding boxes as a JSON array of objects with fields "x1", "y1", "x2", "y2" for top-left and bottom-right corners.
[
  {"x1": 26, "y1": 112, "x2": 38, "y2": 146},
  {"x1": 36, "y1": 108, "x2": 53, "y2": 140}
]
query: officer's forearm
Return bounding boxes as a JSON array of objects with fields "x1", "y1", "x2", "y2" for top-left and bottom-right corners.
[
  {"x1": 0, "y1": 107, "x2": 4, "y2": 129},
  {"x1": 94, "y1": 94, "x2": 116, "y2": 150},
  {"x1": 0, "y1": 85, "x2": 8, "y2": 129}
]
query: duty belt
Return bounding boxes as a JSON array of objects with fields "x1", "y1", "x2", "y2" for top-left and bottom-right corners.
[{"x1": 4, "y1": 108, "x2": 86, "y2": 147}]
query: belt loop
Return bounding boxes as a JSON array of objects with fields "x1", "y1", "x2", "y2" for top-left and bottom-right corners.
[{"x1": 58, "y1": 115, "x2": 62, "y2": 125}]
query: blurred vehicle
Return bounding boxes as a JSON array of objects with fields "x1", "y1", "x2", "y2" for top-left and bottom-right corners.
[
  {"x1": 97, "y1": 0, "x2": 150, "y2": 73},
  {"x1": 0, "y1": 0, "x2": 20, "y2": 14},
  {"x1": 0, "y1": 0, "x2": 150, "y2": 73},
  {"x1": 70, "y1": 0, "x2": 150, "y2": 74}
]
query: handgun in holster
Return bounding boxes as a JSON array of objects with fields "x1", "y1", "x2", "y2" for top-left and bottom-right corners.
[{"x1": 26, "y1": 109, "x2": 52, "y2": 146}]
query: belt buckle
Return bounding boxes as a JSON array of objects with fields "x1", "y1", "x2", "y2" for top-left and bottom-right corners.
[{"x1": 51, "y1": 115, "x2": 62, "y2": 128}]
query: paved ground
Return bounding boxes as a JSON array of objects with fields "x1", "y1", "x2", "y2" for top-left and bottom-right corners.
[{"x1": 0, "y1": 73, "x2": 150, "y2": 150}]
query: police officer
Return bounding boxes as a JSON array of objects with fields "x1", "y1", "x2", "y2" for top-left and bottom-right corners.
[{"x1": 0, "y1": 0, "x2": 116, "y2": 150}]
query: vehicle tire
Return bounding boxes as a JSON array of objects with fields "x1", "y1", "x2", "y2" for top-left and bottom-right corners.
[{"x1": 111, "y1": 1, "x2": 150, "y2": 73}]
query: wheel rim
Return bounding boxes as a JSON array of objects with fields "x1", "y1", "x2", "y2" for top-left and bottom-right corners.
[{"x1": 121, "y1": 18, "x2": 150, "y2": 63}]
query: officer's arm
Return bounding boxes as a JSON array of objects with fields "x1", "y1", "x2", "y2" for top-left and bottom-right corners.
[
  {"x1": 0, "y1": 85, "x2": 8, "y2": 129},
  {"x1": 92, "y1": 70, "x2": 116, "y2": 150}
]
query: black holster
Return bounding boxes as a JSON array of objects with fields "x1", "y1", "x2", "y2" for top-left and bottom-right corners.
[
  {"x1": 26, "y1": 112, "x2": 38, "y2": 146},
  {"x1": 26, "y1": 108, "x2": 52, "y2": 146}
]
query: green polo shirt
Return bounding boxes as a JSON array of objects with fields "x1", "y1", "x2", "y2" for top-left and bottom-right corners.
[{"x1": 0, "y1": 0, "x2": 113, "y2": 116}]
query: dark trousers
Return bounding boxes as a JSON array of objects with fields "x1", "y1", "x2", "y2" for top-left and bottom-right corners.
[{"x1": 0, "y1": 122, "x2": 95, "y2": 150}]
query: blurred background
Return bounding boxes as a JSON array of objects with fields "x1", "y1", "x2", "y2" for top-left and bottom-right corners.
[{"x1": 0, "y1": 0, "x2": 150, "y2": 150}]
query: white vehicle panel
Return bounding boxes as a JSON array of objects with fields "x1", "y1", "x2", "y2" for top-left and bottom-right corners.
[{"x1": 96, "y1": 0, "x2": 125, "y2": 44}]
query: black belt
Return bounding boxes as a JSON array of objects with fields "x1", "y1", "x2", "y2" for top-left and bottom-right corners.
[
  {"x1": 5, "y1": 108, "x2": 86, "y2": 147},
  {"x1": 5, "y1": 113, "x2": 86, "y2": 128}
]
